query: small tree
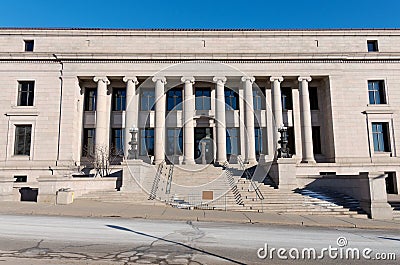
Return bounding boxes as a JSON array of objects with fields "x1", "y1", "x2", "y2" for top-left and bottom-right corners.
[{"x1": 82, "y1": 144, "x2": 123, "y2": 177}]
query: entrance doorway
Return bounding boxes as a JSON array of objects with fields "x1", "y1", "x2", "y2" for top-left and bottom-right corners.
[{"x1": 194, "y1": 128, "x2": 214, "y2": 164}]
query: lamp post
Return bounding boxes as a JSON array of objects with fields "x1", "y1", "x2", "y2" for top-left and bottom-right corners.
[
  {"x1": 278, "y1": 126, "x2": 291, "y2": 158},
  {"x1": 128, "y1": 126, "x2": 139, "y2": 160}
]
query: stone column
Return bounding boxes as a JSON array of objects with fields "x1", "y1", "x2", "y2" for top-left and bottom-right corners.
[
  {"x1": 242, "y1": 76, "x2": 256, "y2": 164},
  {"x1": 93, "y1": 76, "x2": 111, "y2": 151},
  {"x1": 152, "y1": 76, "x2": 166, "y2": 164},
  {"x1": 270, "y1": 77, "x2": 284, "y2": 150},
  {"x1": 181, "y1": 76, "x2": 195, "y2": 165},
  {"x1": 298, "y1": 76, "x2": 315, "y2": 163},
  {"x1": 292, "y1": 88, "x2": 302, "y2": 158},
  {"x1": 213, "y1": 76, "x2": 227, "y2": 165},
  {"x1": 123, "y1": 76, "x2": 139, "y2": 159}
]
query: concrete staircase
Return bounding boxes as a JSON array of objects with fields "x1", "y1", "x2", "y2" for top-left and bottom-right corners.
[
  {"x1": 76, "y1": 190, "x2": 165, "y2": 206},
  {"x1": 388, "y1": 201, "x2": 400, "y2": 220}
]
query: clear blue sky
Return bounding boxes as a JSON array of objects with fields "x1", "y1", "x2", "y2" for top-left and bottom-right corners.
[{"x1": 1, "y1": 0, "x2": 399, "y2": 29}]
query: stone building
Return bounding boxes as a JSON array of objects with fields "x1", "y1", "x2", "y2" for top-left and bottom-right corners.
[{"x1": 0, "y1": 28, "x2": 399, "y2": 219}]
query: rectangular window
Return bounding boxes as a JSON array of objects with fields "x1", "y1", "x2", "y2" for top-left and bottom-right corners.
[
  {"x1": 17, "y1": 81, "x2": 35, "y2": 106},
  {"x1": 14, "y1": 125, "x2": 32, "y2": 156},
  {"x1": 166, "y1": 128, "x2": 183, "y2": 155},
  {"x1": 368, "y1": 80, "x2": 386, "y2": 104},
  {"x1": 372, "y1": 122, "x2": 390, "y2": 152},
  {"x1": 24, "y1": 40, "x2": 34, "y2": 52},
  {"x1": 112, "y1": 88, "x2": 126, "y2": 111},
  {"x1": 281, "y1": 87, "x2": 293, "y2": 110},
  {"x1": 14, "y1": 175, "x2": 27, "y2": 182},
  {"x1": 287, "y1": 126, "x2": 296, "y2": 154},
  {"x1": 225, "y1": 89, "x2": 239, "y2": 110},
  {"x1": 312, "y1": 126, "x2": 322, "y2": 154},
  {"x1": 140, "y1": 128, "x2": 154, "y2": 156},
  {"x1": 82, "y1": 128, "x2": 95, "y2": 157},
  {"x1": 309, "y1": 87, "x2": 319, "y2": 110},
  {"x1": 111, "y1": 129, "x2": 124, "y2": 156},
  {"x1": 255, "y1": 127, "x2": 263, "y2": 155},
  {"x1": 84, "y1": 88, "x2": 96, "y2": 111},
  {"x1": 195, "y1": 88, "x2": 211, "y2": 110},
  {"x1": 226, "y1": 128, "x2": 240, "y2": 155},
  {"x1": 253, "y1": 89, "x2": 265, "y2": 110},
  {"x1": 367, "y1": 40, "x2": 378, "y2": 52},
  {"x1": 385, "y1": 172, "x2": 398, "y2": 194},
  {"x1": 167, "y1": 88, "x2": 183, "y2": 111},
  {"x1": 141, "y1": 90, "x2": 155, "y2": 111}
]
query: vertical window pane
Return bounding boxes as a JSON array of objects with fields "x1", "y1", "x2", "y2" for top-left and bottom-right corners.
[
  {"x1": 372, "y1": 122, "x2": 390, "y2": 152},
  {"x1": 140, "y1": 128, "x2": 154, "y2": 156},
  {"x1": 112, "y1": 88, "x2": 126, "y2": 111},
  {"x1": 14, "y1": 125, "x2": 32, "y2": 156},
  {"x1": 17, "y1": 81, "x2": 35, "y2": 106},
  {"x1": 112, "y1": 129, "x2": 124, "y2": 156},
  {"x1": 84, "y1": 88, "x2": 96, "y2": 111},
  {"x1": 141, "y1": 90, "x2": 155, "y2": 111}
]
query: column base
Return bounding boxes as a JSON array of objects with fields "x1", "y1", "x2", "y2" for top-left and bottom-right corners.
[
  {"x1": 300, "y1": 159, "x2": 316, "y2": 164},
  {"x1": 182, "y1": 159, "x2": 195, "y2": 165}
]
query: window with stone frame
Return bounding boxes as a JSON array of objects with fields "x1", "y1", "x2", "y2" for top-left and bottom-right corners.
[
  {"x1": 372, "y1": 122, "x2": 390, "y2": 152},
  {"x1": 14, "y1": 125, "x2": 32, "y2": 156},
  {"x1": 368, "y1": 80, "x2": 386, "y2": 104},
  {"x1": 17, "y1": 81, "x2": 35, "y2": 106}
]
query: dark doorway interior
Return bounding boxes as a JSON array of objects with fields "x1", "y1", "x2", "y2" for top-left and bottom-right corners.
[
  {"x1": 19, "y1": 187, "x2": 38, "y2": 202},
  {"x1": 194, "y1": 128, "x2": 214, "y2": 164}
]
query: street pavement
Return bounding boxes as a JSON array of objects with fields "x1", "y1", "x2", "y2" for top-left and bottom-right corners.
[{"x1": 0, "y1": 214, "x2": 399, "y2": 264}]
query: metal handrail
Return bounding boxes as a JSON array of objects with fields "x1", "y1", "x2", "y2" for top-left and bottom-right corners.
[
  {"x1": 165, "y1": 162, "x2": 174, "y2": 194},
  {"x1": 148, "y1": 159, "x2": 165, "y2": 200},
  {"x1": 237, "y1": 156, "x2": 264, "y2": 201}
]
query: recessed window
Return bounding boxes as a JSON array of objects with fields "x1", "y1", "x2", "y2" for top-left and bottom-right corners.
[
  {"x1": 141, "y1": 90, "x2": 155, "y2": 111},
  {"x1": 167, "y1": 88, "x2": 183, "y2": 111},
  {"x1": 312, "y1": 126, "x2": 322, "y2": 154},
  {"x1": 140, "y1": 128, "x2": 154, "y2": 156},
  {"x1": 112, "y1": 88, "x2": 126, "y2": 111},
  {"x1": 225, "y1": 89, "x2": 239, "y2": 110},
  {"x1": 84, "y1": 88, "x2": 97, "y2": 111},
  {"x1": 24, "y1": 40, "x2": 34, "y2": 52},
  {"x1": 367, "y1": 40, "x2": 378, "y2": 52},
  {"x1": 14, "y1": 175, "x2": 27, "y2": 182},
  {"x1": 111, "y1": 128, "x2": 124, "y2": 156},
  {"x1": 195, "y1": 88, "x2": 211, "y2": 110},
  {"x1": 309, "y1": 87, "x2": 319, "y2": 110},
  {"x1": 82, "y1": 128, "x2": 95, "y2": 157},
  {"x1": 281, "y1": 87, "x2": 293, "y2": 110},
  {"x1": 372, "y1": 122, "x2": 390, "y2": 152},
  {"x1": 368, "y1": 80, "x2": 386, "y2": 104},
  {"x1": 17, "y1": 81, "x2": 35, "y2": 106},
  {"x1": 166, "y1": 128, "x2": 183, "y2": 155},
  {"x1": 226, "y1": 128, "x2": 240, "y2": 155},
  {"x1": 14, "y1": 125, "x2": 32, "y2": 156},
  {"x1": 254, "y1": 127, "x2": 264, "y2": 155},
  {"x1": 253, "y1": 88, "x2": 265, "y2": 110}
]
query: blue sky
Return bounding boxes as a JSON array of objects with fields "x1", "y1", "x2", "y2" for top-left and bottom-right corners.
[{"x1": 1, "y1": 0, "x2": 399, "y2": 29}]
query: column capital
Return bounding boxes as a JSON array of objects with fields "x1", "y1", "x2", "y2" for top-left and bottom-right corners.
[
  {"x1": 298, "y1": 76, "x2": 312, "y2": 82},
  {"x1": 241, "y1": 76, "x2": 255, "y2": 83},
  {"x1": 270, "y1": 76, "x2": 284, "y2": 82},
  {"x1": 181, "y1": 76, "x2": 195, "y2": 84},
  {"x1": 123, "y1": 76, "x2": 139, "y2": 84},
  {"x1": 93, "y1": 76, "x2": 110, "y2": 85},
  {"x1": 152, "y1": 76, "x2": 167, "y2": 84},
  {"x1": 212, "y1": 76, "x2": 227, "y2": 85}
]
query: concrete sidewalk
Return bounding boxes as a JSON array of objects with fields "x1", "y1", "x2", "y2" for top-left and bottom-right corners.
[{"x1": 0, "y1": 200, "x2": 399, "y2": 230}]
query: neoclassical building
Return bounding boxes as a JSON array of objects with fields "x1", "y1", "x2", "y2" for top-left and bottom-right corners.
[{"x1": 0, "y1": 28, "x2": 399, "y2": 218}]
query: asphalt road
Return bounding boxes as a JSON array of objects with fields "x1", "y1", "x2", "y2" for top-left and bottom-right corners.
[{"x1": 0, "y1": 214, "x2": 399, "y2": 264}]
